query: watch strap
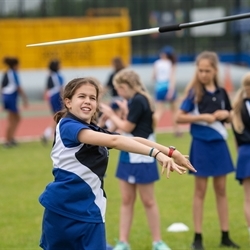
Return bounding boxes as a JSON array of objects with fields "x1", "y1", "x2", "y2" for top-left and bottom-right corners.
[{"x1": 168, "y1": 147, "x2": 175, "y2": 157}]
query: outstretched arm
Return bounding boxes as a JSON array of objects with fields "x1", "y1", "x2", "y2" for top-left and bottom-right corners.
[
  {"x1": 18, "y1": 86, "x2": 28, "y2": 108},
  {"x1": 78, "y1": 129, "x2": 196, "y2": 177},
  {"x1": 132, "y1": 136, "x2": 192, "y2": 170},
  {"x1": 166, "y1": 64, "x2": 176, "y2": 100}
]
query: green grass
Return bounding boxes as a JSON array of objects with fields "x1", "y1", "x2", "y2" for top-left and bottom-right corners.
[{"x1": 0, "y1": 130, "x2": 249, "y2": 249}]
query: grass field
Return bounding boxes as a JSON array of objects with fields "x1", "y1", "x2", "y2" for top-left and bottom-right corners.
[{"x1": 0, "y1": 130, "x2": 249, "y2": 250}]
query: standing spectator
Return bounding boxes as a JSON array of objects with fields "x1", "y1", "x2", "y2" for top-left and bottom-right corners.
[
  {"x1": 41, "y1": 59, "x2": 64, "y2": 144},
  {"x1": 231, "y1": 72, "x2": 250, "y2": 240},
  {"x1": 101, "y1": 69, "x2": 176, "y2": 250},
  {"x1": 39, "y1": 77, "x2": 196, "y2": 250},
  {"x1": 152, "y1": 46, "x2": 181, "y2": 136},
  {"x1": 104, "y1": 56, "x2": 126, "y2": 98},
  {"x1": 1, "y1": 57, "x2": 28, "y2": 147},
  {"x1": 175, "y1": 51, "x2": 239, "y2": 250}
]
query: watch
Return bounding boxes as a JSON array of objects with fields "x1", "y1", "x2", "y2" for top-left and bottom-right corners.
[{"x1": 168, "y1": 146, "x2": 176, "y2": 158}]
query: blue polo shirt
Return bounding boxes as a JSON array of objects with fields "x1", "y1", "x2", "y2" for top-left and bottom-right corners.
[
  {"x1": 180, "y1": 87, "x2": 231, "y2": 141},
  {"x1": 39, "y1": 112, "x2": 115, "y2": 223}
]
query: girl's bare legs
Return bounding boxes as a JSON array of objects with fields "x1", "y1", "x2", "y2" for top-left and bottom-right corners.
[
  {"x1": 118, "y1": 180, "x2": 137, "y2": 243},
  {"x1": 5, "y1": 112, "x2": 20, "y2": 144},
  {"x1": 42, "y1": 121, "x2": 57, "y2": 144},
  {"x1": 138, "y1": 183, "x2": 161, "y2": 241},
  {"x1": 213, "y1": 175, "x2": 228, "y2": 231},
  {"x1": 242, "y1": 178, "x2": 250, "y2": 232},
  {"x1": 154, "y1": 102, "x2": 165, "y2": 126},
  {"x1": 169, "y1": 100, "x2": 181, "y2": 136},
  {"x1": 192, "y1": 176, "x2": 208, "y2": 249},
  {"x1": 193, "y1": 177, "x2": 208, "y2": 233},
  {"x1": 213, "y1": 175, "x2": 239, "y2": 248}
]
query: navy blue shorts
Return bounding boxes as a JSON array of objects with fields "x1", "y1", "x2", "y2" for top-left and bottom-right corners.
[
  {"x1": 236, "y1": 144, "x2": 250, "y2": 184},
  {"x1": 49, "y1": 93, "x2": 63, "y2": 114},
  {"x1": 2, "y1": 93, "x2": 18, "y2": 113},
  {"x1": 155, "y1": 86, "x2": 177, "y2": 102},
  {"x1": 40, "y1": 209, "x2": 106, "y2": 250}
]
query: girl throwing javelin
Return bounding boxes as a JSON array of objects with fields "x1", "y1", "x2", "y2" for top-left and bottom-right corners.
[{"x1": 39, "y1": 77, "x2": 196, "y2": 250}]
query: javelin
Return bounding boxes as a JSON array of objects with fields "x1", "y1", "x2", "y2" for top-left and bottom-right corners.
[{"x1": 26, "y1": 12, "x2": 250, "y2": 47}]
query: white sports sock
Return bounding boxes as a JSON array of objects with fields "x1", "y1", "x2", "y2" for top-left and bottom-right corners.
[{"x1": 44, "y1": 127, "x2": 53, "y2": 139}]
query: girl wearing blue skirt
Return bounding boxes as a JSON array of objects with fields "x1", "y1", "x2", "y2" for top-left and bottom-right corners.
[
  {"x1": 231, "y1": 72, "x2": 250, "y2": 240},
  {"x1": 101, "y1": 69, "x2": 175, "y2": 250},
  {"x1": 176, "y1": 51, "x2": 239, "y2": 250},
  {"x1": 41, "y1": 59, "x2": 64, "y2": 144},
  {"x1": 1, "y1": 57, "x2": 28, "y2": 147}
]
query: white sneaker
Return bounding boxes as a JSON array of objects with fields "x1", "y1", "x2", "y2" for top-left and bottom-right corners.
[
  {"x1": 113, "y1": 241, "x2": 130, "y2": 250},
  {"x1": 152, "y1": 241, "x2": 171, "y2": 250}
]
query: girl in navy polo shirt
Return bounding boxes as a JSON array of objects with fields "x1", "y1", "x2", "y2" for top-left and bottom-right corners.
[
  {"x1": 176, "y1": 51, "x2": 239, "y2": 250},
  {"x1": 101, "y1": 69, "x2": 175, "y2": 250},
  {"x1": 1, "y1": 57, "x2": 28, "y2": 147},
  {"x1": 39, "y1": 77, "x2": 196, "y2": 250},
  {"x1": 231, "y1": 72, "x2": 250, "y2": 240},
  {"x1": 41, "y1": 59, "x2": 64, "y2": 144}
]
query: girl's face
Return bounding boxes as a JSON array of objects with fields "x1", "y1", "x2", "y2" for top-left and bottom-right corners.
[
  {"x1": 115, "y1": 83, "x2": 134, "y2": 100},
  {"x1": 65, "y1": 83, "x2": 97, "y2": 123},
  {"x1": 197, "y1": 59, "x2": 217, "y2": 86}
]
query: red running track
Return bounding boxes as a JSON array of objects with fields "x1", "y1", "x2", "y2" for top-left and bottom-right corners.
[{"x1": 0, "y1": 102, "x2": 188, "y2": 142}]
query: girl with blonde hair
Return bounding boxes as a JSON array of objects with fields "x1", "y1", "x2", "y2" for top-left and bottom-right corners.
[
  {"x1": 231, "y1": 72, "x2": 250, "y2": 239},
  {"x1": 176, "y1": 51, "x2": 239, "y2": 250},
  {"x1": 101, "y1": 69, "x2": 175, "y2": 250}
]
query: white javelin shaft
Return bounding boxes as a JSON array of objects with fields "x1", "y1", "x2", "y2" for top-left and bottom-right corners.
[{"x1": 26, "y1": 27, "x2": 159, "y2": 47}]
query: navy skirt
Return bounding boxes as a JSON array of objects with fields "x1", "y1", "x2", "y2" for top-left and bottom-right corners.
[
  {"x1": 189, "y1": 138, "x2": 235, "y2": 177},
  {"x1": 236, "y1": 144, "x2": 250, "y2": 184},
  {"x1": 116, "y1": 162, "x2": 159, "y2": 184}
]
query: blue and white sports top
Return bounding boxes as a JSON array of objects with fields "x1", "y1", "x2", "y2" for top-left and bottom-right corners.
[
  {"x1": 39, "y1": 112, "x2": 115, "y2": 223},
  {"x1": 1, "y1": 69, "x2": 20, "y2": 95},
  {"x1": 180, "y1": 87, "x2": 232, "y2": 141},
  {"x1": 46, "y1": 72, "x2": 64, "y2": 98}
]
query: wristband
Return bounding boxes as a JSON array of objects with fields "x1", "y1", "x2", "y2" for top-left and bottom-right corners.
[
  {"x1": 154, "y1": 151, "x2": 161, "y2": 159},
  {"x1": 149, "y1": 148, "x2": 155, "y2": 157}
]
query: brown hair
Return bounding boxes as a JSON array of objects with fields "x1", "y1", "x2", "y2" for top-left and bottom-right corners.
[
  {"x1": 112, "y1": 57, "x2": 125, "y2": 72},
  {"x1": 54, "y1": 77, "x2": 101, "y2": 124},
  {"x1": 3, "y1": 57, "x2": 19, "y2": 69},
  {"x1": 184, "y1": 51, "x2": 220, "y2": 103},
  {"x1": 232, "y1": 72, "x2": 250, "y2": 133}
]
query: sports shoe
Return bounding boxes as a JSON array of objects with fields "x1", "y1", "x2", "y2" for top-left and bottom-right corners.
[
  {"x1": 220, "y1": 238, "x2": 240, "y2": 248},
  {"x1": 10, "y1": 139, "x2": 18, "y2": 146},
  {"x1": 41, "y1": 135, "x2": 48, "y2": 145},
  {"x1": 191, "y1": 240, "x2": 205, "y2": 250},
  {"x1": 113, "y1": 241, "x2": 130, "y2": 250},
  {"x1": 153, "y1": 241, "x2": 171, "y2": 250}
]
